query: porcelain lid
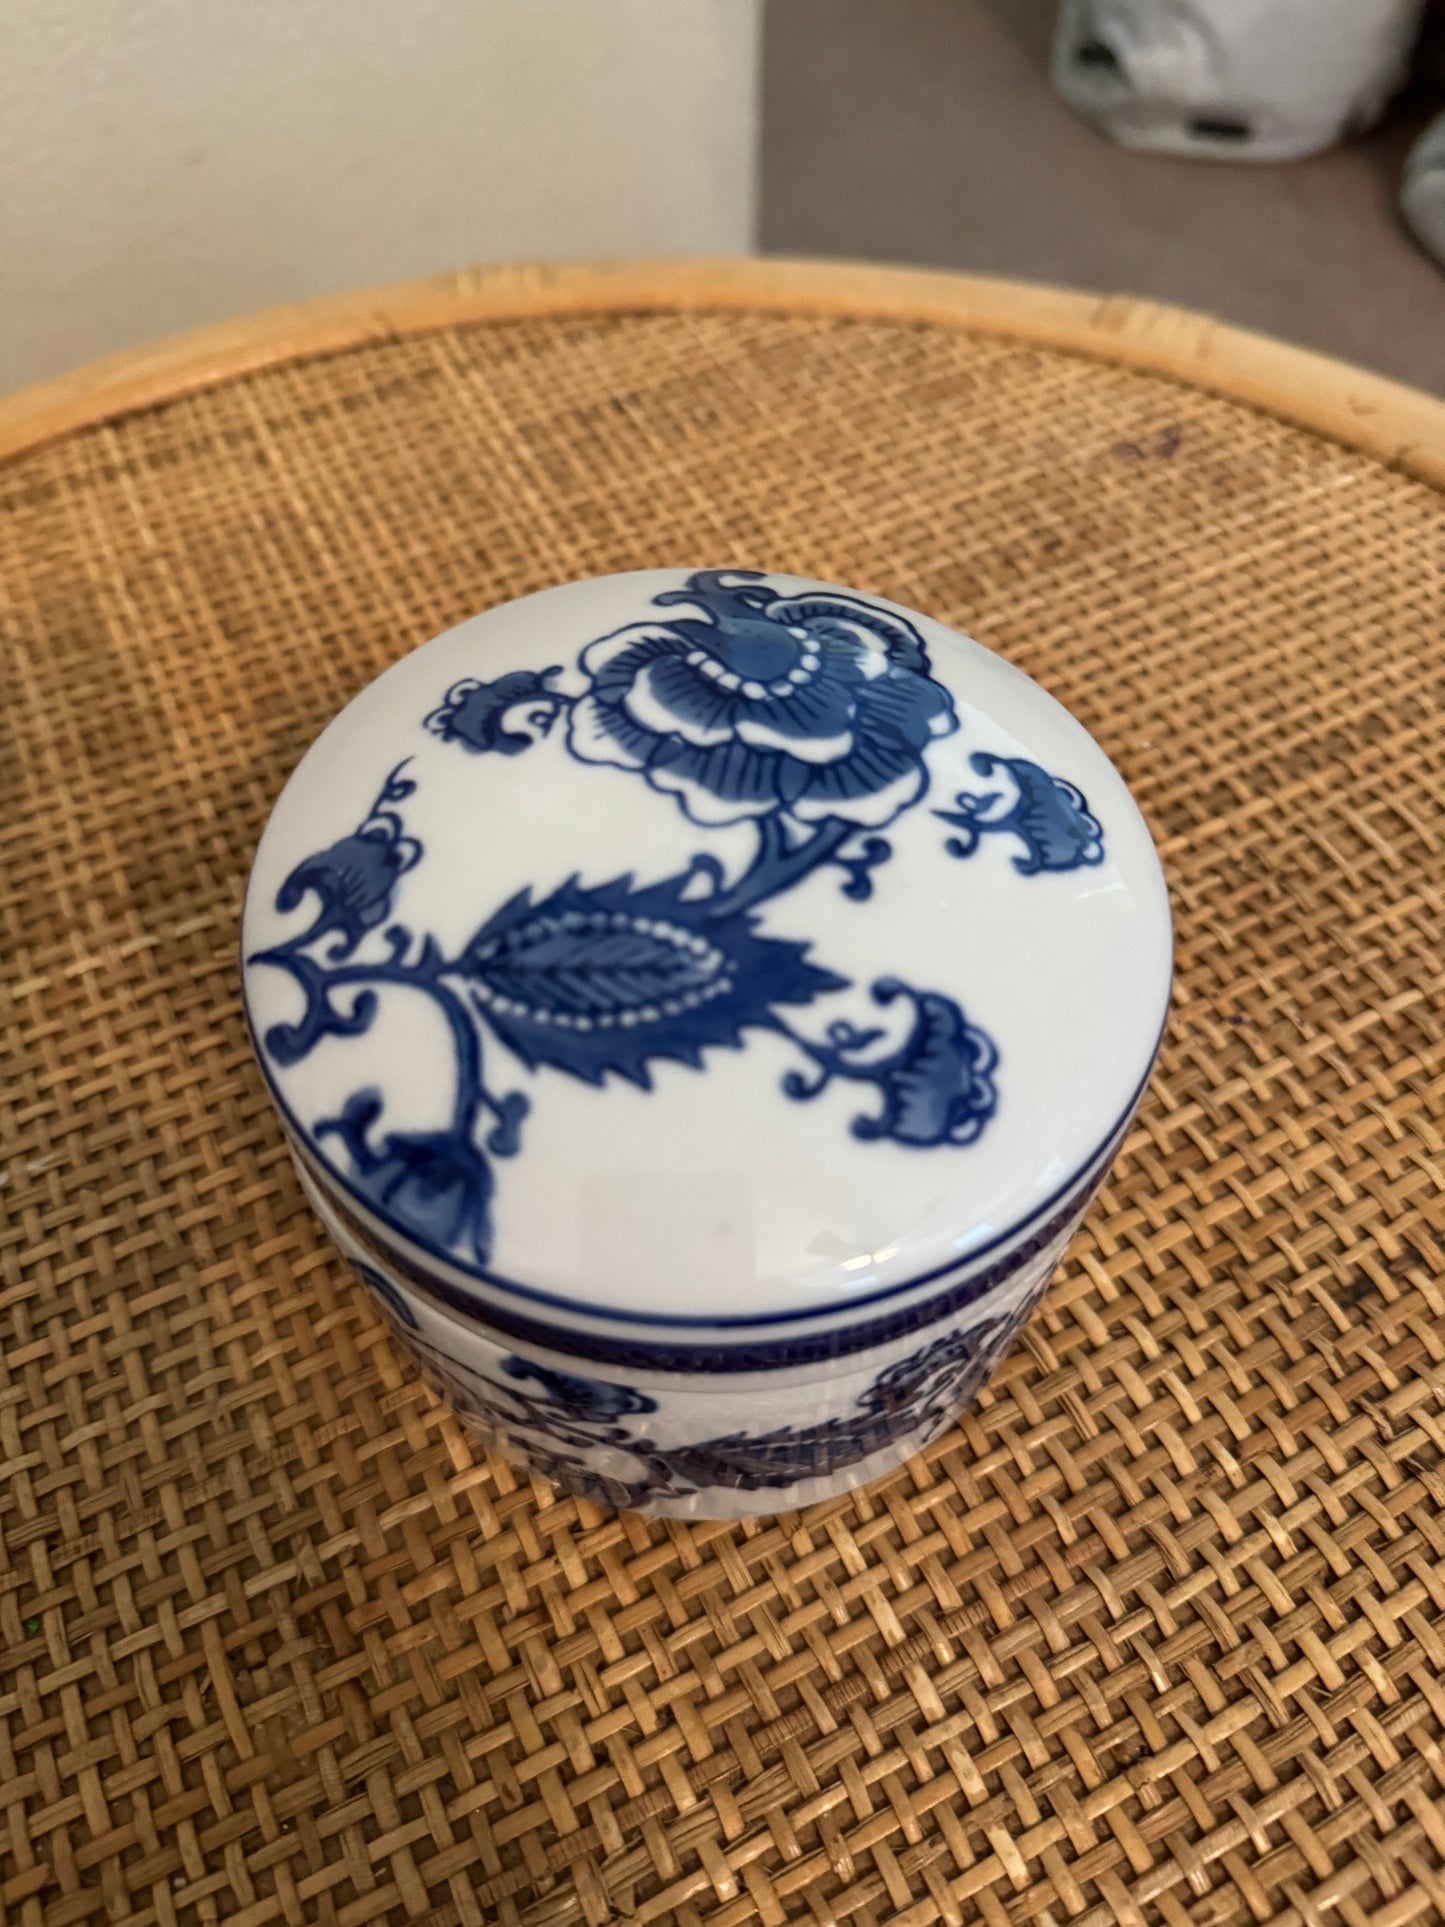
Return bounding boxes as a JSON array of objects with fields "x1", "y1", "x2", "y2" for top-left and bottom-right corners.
[{"x1": 243, "y1": 570, "x2": 1170, "y2": 1332}]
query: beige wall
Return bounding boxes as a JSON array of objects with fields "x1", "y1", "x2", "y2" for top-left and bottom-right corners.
[{"x1": 0, "y1": 0, "x2": 760, "y2": 392}]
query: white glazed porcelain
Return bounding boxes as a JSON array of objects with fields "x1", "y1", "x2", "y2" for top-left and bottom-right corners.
[{"x1": 242, "y1": 570, "x2": 1171, "y2": 1515}]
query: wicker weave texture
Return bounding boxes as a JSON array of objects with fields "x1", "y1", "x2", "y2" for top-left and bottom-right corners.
[{"x1": 2, "y1": 300, "x2": 1444, "y2": 1927}]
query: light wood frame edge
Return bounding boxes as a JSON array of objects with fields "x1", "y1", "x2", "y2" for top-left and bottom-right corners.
[{"x1": 3, "y1": 257, "x2": 1442, "y2": 486}]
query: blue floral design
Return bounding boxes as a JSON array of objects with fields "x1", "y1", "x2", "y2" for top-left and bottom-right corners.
[
  {"x1": 251, "y1": 574, "x2": 1109, "y2": 1283},
  {"x1": 561, "y1": 570, "x2": 958, "y2": 829},
  {"x1": 319, "y1": 1093, "x2": 500, "y2": 1264},
  {"x1": 935, "y1": 752, "x2": 1104, "y2": 874},
  {"x1": 427, "y1": 667, "x2": 565, "y2": 756},
  {"x1": 396, "y1": 1307, "x2": 1031, "y2": 1509},
  {"x1": 859, "y1": 1310, "x2": 1028, "y2": 1422},
  {"x1": 457, "y1": 868, "x2": 845, "y2": 1088},
  {"x1": 273, "y1": 761, "x2": 419, "y2": 955},
  {"x1": 782, "y1": 979, "x2": 998, "y2": 1147},
  {"x1": 501, "y1": 1356, "x2": 655, "y2": 1421}
]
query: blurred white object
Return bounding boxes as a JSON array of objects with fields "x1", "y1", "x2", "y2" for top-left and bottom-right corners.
[
  {"x1": 1402, "y1": 110, "x2": 1445, "y2": 266},
  {"x1": 1053, "y1": 0, "x2": 1424, "y2": 161}
]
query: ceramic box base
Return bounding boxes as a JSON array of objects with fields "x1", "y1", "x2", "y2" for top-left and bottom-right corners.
[{"x1": 297, "y1": 1159, "x2": 1084, "y2": 1519}]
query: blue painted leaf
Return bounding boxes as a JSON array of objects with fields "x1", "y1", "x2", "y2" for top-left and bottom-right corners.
[
  {"x1": 454, "y1": 872, "x2": 846, "y2": 1086},
  {"x1": 649, "y1": 1426, "x2": 880, "y2": 1489}
]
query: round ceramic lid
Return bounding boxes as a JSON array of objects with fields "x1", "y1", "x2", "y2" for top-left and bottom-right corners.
[{"x1": 243, "y1": 570, "x2": 1170, "y2": 1330}]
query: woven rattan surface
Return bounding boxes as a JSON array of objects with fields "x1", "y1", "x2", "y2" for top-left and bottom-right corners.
[{"x1": 3, "y1": 274, "x2": 1445, "y2": 1927}]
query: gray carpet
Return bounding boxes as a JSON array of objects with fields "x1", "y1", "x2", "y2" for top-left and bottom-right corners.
[{"x1": 761, "y1": 0, "x2": 1445, "y2": 395}]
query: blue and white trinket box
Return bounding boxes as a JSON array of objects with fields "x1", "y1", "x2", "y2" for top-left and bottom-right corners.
[{"x1": 242, "y1": 570, "x2": 1172, "y2": 1518}]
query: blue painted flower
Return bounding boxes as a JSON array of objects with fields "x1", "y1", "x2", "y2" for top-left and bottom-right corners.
[
  {"x1": 567, "y1": 570, "x2": 958, "y2": 827},
  {"x1": 935, "y1": 752, "x2": 1104, "y2": 874},
  {"x1": 317, "y1": 1092, "x2": 494, "y2": 1262},
  {"x1": 781, "y1": 978, "x2": 997, "y2": 1148},
  {"x1": 426, "y1": 668, "x2": 564, "y2": 755},
  {"x1": 857, "y1": 983, "x2": 998, "y2": 1147},
  {"x1": 276, "y1": 827, "x2": 416, "y2": 950},
  {"x1": 274, "y1": 761, "x2": 419, "y2": 952}
]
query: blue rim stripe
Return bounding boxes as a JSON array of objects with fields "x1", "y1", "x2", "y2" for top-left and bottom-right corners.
[
  {"x1": 316, "y1": 1148, "x2": 1115, "y2": 1373},
  {"x1": 245, "y1": 986, "x2": 1166, "y2": 1338}
]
